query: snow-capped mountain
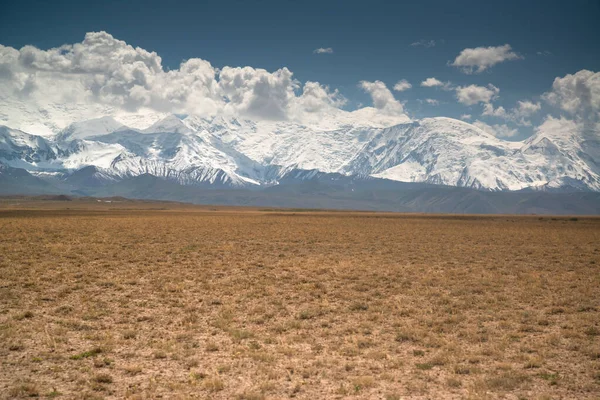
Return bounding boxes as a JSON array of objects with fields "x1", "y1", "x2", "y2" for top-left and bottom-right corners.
[{"x1": 0, "y1": 113, "x2": 598, "y2": 192}]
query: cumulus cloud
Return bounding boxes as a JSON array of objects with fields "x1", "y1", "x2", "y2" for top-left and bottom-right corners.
[
  {"x1": 393, "y1": 79, "x2": 412, "y2": 92},
  {"x1": 0, "y1": 31, "x2": 367, "y2": 129},
  {"x1": 421, "y1": 77, "x2": 443, "y2": 87},
  {"x1": 543, "y1": 70, "x2": 600, "y2": 121},
  {"x1": 482, "y1": 100, "x2": 541, "y2": 126},
  {"x1": 451, "y1": 44, "x2": 522, "y2": 74},
  {"x1": 461, "y1": 114, "x2": 472, "y2": 120},
  {"x1": 0, "y1": 32, "x2": 223, "y2": 116},
  {"x1": 297, "y1": 81, "x2": 346, "y2": 113},
  {"x1": 455, "y1": 84, "x2": 499, "y2": 105},
  {"x1": 424, "y1": 99, "x2": 439, "y2": 105},
  {"x1": 534, "y1": 115, "x2": 582, "y2": 139},
  {"x1": 359, "y1": 80, "x2": 405, "y2": 115},
  {"x1": 410, "y1": 40, "x2": 437, "y2": 48},
  {"x1": 473, "y1": 120, "x2": 519, "y2": 138},
  {"x1": 482, "y1": 103, "x2": 508, "y2": 118},
  {"x1": 219, "y1": 66, "x2": 299, "y2": 120},
  {"x1": 313, "y1": 47, "x2": 333, "y2": 54},
  {"x1": 515, "y1": 100, "x2": 542, "y2": 116},
  {"x1": 420, "y1": 77, "x2": 452, "y2": 90}
]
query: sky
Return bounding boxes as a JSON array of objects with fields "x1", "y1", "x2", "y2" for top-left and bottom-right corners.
[{"x1": 1, "y1": 0, "x2": 599, "y2": 140}]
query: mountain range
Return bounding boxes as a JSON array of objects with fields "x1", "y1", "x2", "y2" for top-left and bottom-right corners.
[{"x1": 1, "y1": 113, "x2": 599, "y2": 214}]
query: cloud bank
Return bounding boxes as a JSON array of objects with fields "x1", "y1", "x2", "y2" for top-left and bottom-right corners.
[{"x1": 0, "y1": 32, "x2": 410, "y2": 132}]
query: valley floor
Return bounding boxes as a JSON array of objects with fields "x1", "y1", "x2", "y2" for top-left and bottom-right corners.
[{"x1": 0, "y1": 201, "x2": 599, "y2": 399}]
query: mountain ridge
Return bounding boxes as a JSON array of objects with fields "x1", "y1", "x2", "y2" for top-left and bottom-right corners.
[{"x1": 0, "y1": 112, "x2": 599, "y2": 193}]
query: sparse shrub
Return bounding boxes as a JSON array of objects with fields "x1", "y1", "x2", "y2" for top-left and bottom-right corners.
[
  {"x1": 353, "y1": 376, "x2": 375, "y2": 392},
  {"x1": 236, "y1": 391, "x2": 265, "y2": 400},
  {"x1": 395, "y1": 330, "x2": 417, "y2": 343},
  {"x1": 585, "y1": 326, "x2": 599, "y2": 336},
  {"x1": 298, "y1": 310, "x2": 314, "y2": 320},
  {"x1": 123, "y1": 365, "x2": 142, "y2": 376},
  {"x1": 153, "y1": 350, "x2": 167, "y2": 359},
  {"x1": 9, "y1": 382, "x2": 39, "y2": 397},
  {"x1": 15, "y1": 311, "x2": 34, "y2": 320},
  {"x1": 447, "y1": 377, "x2": 462, "y2": 387},
  {"x1": 94, "y1": 373, "x2": 113, "y2": 384},
  {"x1": 70, "y1": 347, "x2": 102, "y2": 360},
  {"x1": 486, "y1": 372, "x2": 530, "y2": 391},
  {"x1": 123, "y1": 330, "x2": 136, "y2": 339},
  {"x1": 416, "y1": 363, "x2": 434, "y2": 370},
  {"x1": 203, "y1": 377, "x2": 224, "y2": 392},
  {"x1": 454, "y1": 365, "x2": 471, "y2": 375},
  {"x1": 349, "y1": 302, "x2": 369, "y2": 311},
  {"x1": 206, "y1": 341, "x2": 219, "y2": 352}
]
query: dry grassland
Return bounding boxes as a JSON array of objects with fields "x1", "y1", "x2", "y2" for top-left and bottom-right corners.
[{"x1": 0, "y1": 202, "x2": 599, "y2": 399}]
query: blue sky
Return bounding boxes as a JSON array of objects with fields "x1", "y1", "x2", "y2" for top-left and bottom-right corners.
[{"x1": 1, "y1": 0, "x2": 599, "y2": 139}]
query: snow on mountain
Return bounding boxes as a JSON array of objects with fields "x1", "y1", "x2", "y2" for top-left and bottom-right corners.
[
  {"x1": 60, "y1": 140, "x2": 129, "y2": 170},
  {"x1": 144, "y1": 114, "x2": 193, "y2": 134},
  {"x1": 207, "y1": 118, "x2": 379, "y2": 173},
  {"x1": 519, "y1": 117, "x2": 600, "y2": 191},
  {"x1": 56, "y1": 117, "x2": 126, "y2": 141},
  {"x1": 0, "y1": 113, "x2": 598, "y2": 191},
  {"x1": 349, "y1": 118, "x2": 527, "y2": 190},
  {"x1": 82, "y1": 117, "x2": 268, "y2": 186},
  {"x1": 0, "y1": 94, "x2": 120, "y2": 137},
  {"x1": 0, "y1": 125, "x2": 59, "y2": 169},
  {"x1": 113, "y1": 111, "x2": 171, "y2": 131}
]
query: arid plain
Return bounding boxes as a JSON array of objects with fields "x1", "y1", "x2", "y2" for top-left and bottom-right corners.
[{"x1": 1, "y1": 198, "x2": 599, "y2": 399}]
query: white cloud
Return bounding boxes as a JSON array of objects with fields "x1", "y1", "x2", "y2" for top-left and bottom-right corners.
[
  {"x1": 515, "y1": 100, "x2": 542, "y2": 116},
  {"x1": 0, "y1": 32, "x2": 366, "y2": 129},
  {"x1": 297, "y1": 81, "x2": 346, "y2": 113},
  {"x1": 473, "y1": 120, "x2": 519, "y2": 138},
  {"x1": 0, "y1": 32, "x2": 416, "y2": 131},
  {"x1": 393, "y1": 79, "x2": 412, "y2": 92},
  {"x1": 482, "y1": 103, "x2": 509, "y2": 118},
  {"x1": 455, "y1": 84, "x2": 499, "y2": 105},
  {"x1": 219, "y1": 66, "x2": 300, "y2": 120},
  {"x1": 421, "y1": 77, "x2": 443, "y2": 87},
  {"x1": 410, "y1": 40, "x2": 437, "y2": 48},
  {"x1": 359, "y1": 80, "x2": 405, "y2": 115},
  {"x1": 543, "y1": 70, "x2": 600, "y2": 120},
  {"x1": 482, "y1": 100, "x2": 540, "y2": 126},
  {"x1": 420, "y1": 77, "x2": 452, "y2": 90},
  {"x1": 451, "y1": 44, "x2": 522, "y2": 74},
  {"x1": 461, "y1": 114, "x2": 472, "y2": 120},
  {"x1": 313, "y1": 48, "x2": 333, "y2": 54},
  {"x1": 1, "y1": 32, "x2": 223, "y2": 116},
  {"x1": 425, "y1": 99, "x2": 439, "y2": 106},
  {"x1": 534, "y1": 115, "x2": 581, "y2": 139}
]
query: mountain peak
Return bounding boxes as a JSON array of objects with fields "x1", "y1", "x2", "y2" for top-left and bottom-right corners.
[{"x1": 144, "y1": 114, "x2": 191, "y2": 134}]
